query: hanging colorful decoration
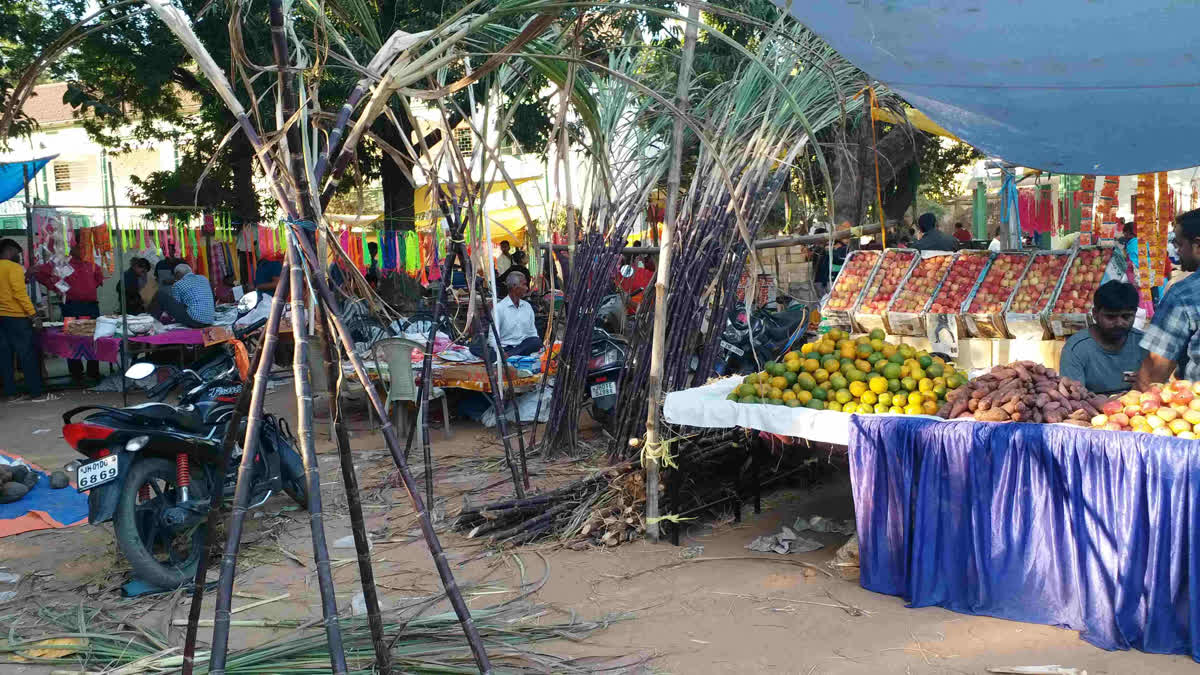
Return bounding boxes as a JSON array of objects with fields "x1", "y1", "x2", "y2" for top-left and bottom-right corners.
[{"x1": 1076, "y1": 175, "x2": 1096, "y2": 245}]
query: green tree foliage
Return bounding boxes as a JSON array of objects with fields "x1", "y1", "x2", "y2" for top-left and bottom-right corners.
[{"x1": 0, "y1": 0, "x2": 87, "y2": 149}]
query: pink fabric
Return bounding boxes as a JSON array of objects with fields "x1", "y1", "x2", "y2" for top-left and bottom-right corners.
[{"x1": 40, "y1": 328, "x2": 208, "y2": 364}]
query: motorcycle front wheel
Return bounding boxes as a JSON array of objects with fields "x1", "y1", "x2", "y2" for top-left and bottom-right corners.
[{"x1": 113, "y1": 457, "x2": 208, "y2": 589}]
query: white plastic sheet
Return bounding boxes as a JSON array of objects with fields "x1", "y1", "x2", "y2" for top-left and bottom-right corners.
[{"x1": 663, "y1": 377, "x2": 852, "y2": 445}]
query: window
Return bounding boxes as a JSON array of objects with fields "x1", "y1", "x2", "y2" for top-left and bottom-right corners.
[
  {"x1": 54, "y1": 163, "x2": 72, "y2": 191},
  {"x1": 453, "y1": 127, "x2": 474, "y2": 154}
]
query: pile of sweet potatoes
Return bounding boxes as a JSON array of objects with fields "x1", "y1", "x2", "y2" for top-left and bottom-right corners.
[{"x1": 937, "y1": 361, "x2": 1109, "y2": 424}]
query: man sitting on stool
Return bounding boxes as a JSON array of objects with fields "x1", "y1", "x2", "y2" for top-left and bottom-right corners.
[
  {"x1": 154, "y1": 263, "x2": 215, "y2": 328},
  {"x1": 471, "y1": 272, "x2": 541, "y2": 359}
]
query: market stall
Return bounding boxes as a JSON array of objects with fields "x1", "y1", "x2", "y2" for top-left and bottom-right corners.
[{"x1": 39, "y1": 325, "x2": 233, "y2": 365}]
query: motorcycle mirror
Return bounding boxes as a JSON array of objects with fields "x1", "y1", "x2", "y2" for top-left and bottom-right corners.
[
  {"x1": 125, "y1": 362, "x2": 156, "y2": 380},
  {"x1": 237, "y1": 290, "x2": 262, "y2": 313},
  {"x1": 620, "y1": 265, "x2": 635, "y2": 278}
]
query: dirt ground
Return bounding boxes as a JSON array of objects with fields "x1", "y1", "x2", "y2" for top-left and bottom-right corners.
[{"x1": 0, "y1": 383, "x2": 1196, "y2": 674}]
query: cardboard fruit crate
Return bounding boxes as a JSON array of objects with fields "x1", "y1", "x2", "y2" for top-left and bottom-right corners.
[
  {"x1": 960, "y1": 251, "x2": 1034, "y2": 339},
  {"x1": 851, "y1": 248, "x2": 919, "y2": 334},
  {"x1": 1046, "y1": 244, "x2": 1130, "y2": 338},
  {"x1": 1002, "y1": 250, "x2": 1074, "y2": 340},
  {"x1": 885, "y1": 251, "x2": 955, "y2": 337},
  {"x1": 819, "y1": 249, "x2": 882, "y2": 330}
]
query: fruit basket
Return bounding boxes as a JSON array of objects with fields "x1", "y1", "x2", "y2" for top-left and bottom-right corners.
[
  {"x1": 819, "y1": 249, "x2": 882, "y2": 329},
  {"x1": 851, "y1": 248, "x2": 919, "y2": 334},
  {"x1": 885, "y1": 251, "x2": 955, "y2": 337},
  {"x1": 1045, "y1": 245, "x2": 1129, "y2": 338},
  {"x1": 1002, "y1": 250, "x2": 1073, "y2": 340},
  {"x1": 960, "y1": 251, "x2": 1033, "y2": 338}
]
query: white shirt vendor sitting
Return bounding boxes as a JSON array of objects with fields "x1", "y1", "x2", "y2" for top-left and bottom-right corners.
[{"x1": 470, "y1": 271, "x2": 542, "y2": 359}]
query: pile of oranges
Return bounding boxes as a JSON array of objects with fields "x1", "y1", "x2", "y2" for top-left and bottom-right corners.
[{"x1": 726, "y1": 329, "x2": 965, "y2": 415}]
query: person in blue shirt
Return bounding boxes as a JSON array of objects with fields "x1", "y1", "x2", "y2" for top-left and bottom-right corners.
[
  {"x1": 154, "y1": 263, "x2": 215, "y2": 327},
  {"x1": 1060, "y1": 280, "x2": 1144, "y2": 394},
  {"x1": 1138, "y1": 208, "x2": 1200, "y2": 389},
  {"x1": 255, "y1": 254, "x2": 284, "y2": 293}
]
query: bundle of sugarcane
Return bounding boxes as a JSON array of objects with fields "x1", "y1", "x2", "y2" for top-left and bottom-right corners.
[
  {"x1": 606, "y1": 24, "x2": 873, "y2": 459},
  {"x1": 455, "y1": 460, "x2": 641, "y2": 546},
  {"x1": 539, "y1": 49, "x2": 673, "y2": 456}
]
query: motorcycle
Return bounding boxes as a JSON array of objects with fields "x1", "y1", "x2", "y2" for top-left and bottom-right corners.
[
  {"x1": 585, "y1": 327, "x2": 628, "y2": 427},
  {"x1": 61, "y1": 292, "x2": 307, "y2": 589},
  {"x1": 715, "y1": 303, "x2": 811, "y2": 375}
]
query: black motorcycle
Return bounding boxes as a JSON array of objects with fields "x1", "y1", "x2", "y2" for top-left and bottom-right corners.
[
  {"x1": 716, "y1": 303, "x2": 811, "y2": 375},
  {"x1": 585, "y1": 327, "x2": 628, "y2": 426},
  {"x1": 61, "y1": 292, "x2": 306, "y2": 589}
]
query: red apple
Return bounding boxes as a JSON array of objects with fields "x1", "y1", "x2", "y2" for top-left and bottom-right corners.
[
  {"x1": 1104, "y1": 422, "x2": 1124, "y2": 431},
  {"x1": 1141, "y1": 399, "x2": 1162, "y2": 414},
  {"x1": 1156, "y1": 407, "x2": 1180, "y2": 423},
  {"x1": 1091, "y1": 414, "x2": 1108, "y2": 427},
  {"x1": 1101, "y1": 400, "x2": 1123, "y2": 415},
  {"x1": 1124, "y1": 404, "x2": 1143, "y2": 417},
  {"x1": 1111, "y1": 412, "x2": 1130, "y2": 426}
]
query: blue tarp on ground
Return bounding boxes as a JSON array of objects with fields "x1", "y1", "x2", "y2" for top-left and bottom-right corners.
[
  {"x1": 785, "y1": 2, "x2": 1200, "y2": 174},
  {"x1": 849, "y1": 415, "x2": 1200, "y2": 660},
  {"x1": 0, "y1": 156, "x2": 54, "y2": 206}
]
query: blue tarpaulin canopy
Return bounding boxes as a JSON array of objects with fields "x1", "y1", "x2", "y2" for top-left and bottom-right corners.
[
  {"x1": 0, "y1": 156, "x2": 55, "y2": 206},
  {"x1": 785, "y1": 2, "x2": 1200, "y2": 174}
]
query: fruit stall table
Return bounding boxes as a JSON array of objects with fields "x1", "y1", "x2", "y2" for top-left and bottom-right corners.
[
  {"x1": 39, "y1": 325, "x2": 236, "y2": 365},
  {"x1": 664, "y1": 380, "x2": 1200, "y2": 661}
]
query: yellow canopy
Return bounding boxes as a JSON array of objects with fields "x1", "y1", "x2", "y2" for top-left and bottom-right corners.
[
  {"x1": 872, "y1": 106, "x2": 960, "y2": 140},
  {"x1": 414, "y1": 177, "x2": 539, "y2": 244}
]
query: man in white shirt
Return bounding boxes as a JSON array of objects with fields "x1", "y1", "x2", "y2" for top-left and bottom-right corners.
[
  {"x1": 471, "y1": 272, "x2": 542, "y2": 358},
  {"x1": 496, "y1": 241, "x2": 513, "y2": 277}
]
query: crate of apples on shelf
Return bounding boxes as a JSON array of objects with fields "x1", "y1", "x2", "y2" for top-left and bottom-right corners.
[
  {"x1": 821, "y1": 250, "x2": 882, "y2": 328},
  {"x1": 1047, "y1": 246, "x2": 1117, "y2": 338},
  {"x1": 928, "y1": 251, "x2": 992, "y2": 314},
  {"x1": 1090, "y1": 380, "x2": 1200, "y2": 438},
  {"x1": 1003, "y1": 251, "x2": 1072, "y2": 339},
  {"x1": 852, "y1": 248, "x2": 918, "y2": 334},
  {"x1": 886, "y1": 252, "x2": 954, "y2": 336},
  {"x1": 961, "y1": 252, "x2": 1032, "y2": 338}
]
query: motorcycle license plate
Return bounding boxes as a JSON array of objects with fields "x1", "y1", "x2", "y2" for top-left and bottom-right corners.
[
  {"x1": 590, "y1": 381, "x2": 617, "y2": 398},
  {"x1": 720, "y1": 340, "x2": 745, "y2": 357},
  {"x1": 77, "y1": 455, "x2": 119, "y2": 492}
]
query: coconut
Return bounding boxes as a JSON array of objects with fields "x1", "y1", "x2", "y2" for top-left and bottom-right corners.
[
  {"x1": 0, "y1": 465, "x2": 12, "y2": 484},
  {"x1": 50, "y1": 471, "x2": 69, "y2": 489},
  {"x1": 20, "y1": 470, "x2": 37, "y2": 490},
  {"x1": 9, "y1": 465, "x2": 29, "y2": 484}
]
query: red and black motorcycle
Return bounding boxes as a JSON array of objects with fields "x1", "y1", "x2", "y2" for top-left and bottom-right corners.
[{"x1": 61, "y1": 293, "x2": 306, "y2": 588}]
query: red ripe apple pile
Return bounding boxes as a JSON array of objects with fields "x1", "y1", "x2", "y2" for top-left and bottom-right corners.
[
  {"x1": 1008, "y1": 254, "x2": 1069, "y2": 313},
  {"x1": 967, "y1": 253, "x2": 1029, "y2": 313},
  {"x1": 892, "y1": 255, "x2": 952, "y2": 312},
  {"x1": 929, "y1": 251, "x2": 990, "y2": 313},
  {"x1": 1052, "y1": 248, "x2": 1112, "y2": 314},
  {"x1": 1090, "y1": 380, "x2": 1200, "y2": 438},
  {"x1": 859, "y1": 250, "x2": 918, "y2": 313},
  {"x1": 826, "y1": 251, "x2": 881, "y2": 310}
]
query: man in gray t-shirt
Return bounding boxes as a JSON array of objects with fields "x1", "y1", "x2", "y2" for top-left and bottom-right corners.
[{"x1": 1059, "y1": 280, "x2": 1145, "y2": 394}]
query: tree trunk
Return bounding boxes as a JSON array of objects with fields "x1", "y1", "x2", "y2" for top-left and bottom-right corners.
[
  {"x1": 229, "y1": 131, "x2": 260, "y2": 223},
  {"x1": 831, "y1": 119, "x2": 925, "y2": 227},
  {"x1": 376, "y1": 118, "x2": 416, "y2": 232}
]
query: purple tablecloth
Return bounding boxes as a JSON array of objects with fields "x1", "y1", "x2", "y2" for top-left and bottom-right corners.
[
  {"x1": 40, "y1": 327, "x2": 209, "y2": 363},
  {"x1": 849, "y1": 414, "x2": 1200, "y2": 661}
]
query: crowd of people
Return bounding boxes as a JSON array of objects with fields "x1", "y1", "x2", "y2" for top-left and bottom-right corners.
[{"x1": 0, "y1": 234, "x2": 224, "y2": 400}]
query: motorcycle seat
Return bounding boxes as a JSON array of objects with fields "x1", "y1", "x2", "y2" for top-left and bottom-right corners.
[
  {"x1": 124, "y1": 402, "x2": 205, "y2": 432},
  {"x1": 771, "y1": 308, "x2": 810, "y2": 331}
]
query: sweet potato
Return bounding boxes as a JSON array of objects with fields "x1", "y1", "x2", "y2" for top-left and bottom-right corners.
[
  {"x1": 976, "y1": 408, "x2": 1011, "y2": 422},
  {"x1": 968, "y1": 399, "x2": 979, "y2": 412}
]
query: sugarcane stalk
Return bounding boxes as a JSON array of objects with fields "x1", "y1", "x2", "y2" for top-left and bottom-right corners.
[
  {"x1": 285, "y1": 224, "x2": 492, "y2": 673},
  {"x1": 208, "y1": 267, "x2": 292, "y2": 675},
  {"x1": 486, "y1": 500, "x2": 578, "y2": 544},
  {"x1": 414, "y1": 232, "x2": 459, "y2": 509},
  {"x1": 268, "y1": 0, "x2": 347, "y2": 666},
  {"x1": 317, "y1": 301, "x2": 388, "y2": 673},
  {"x1": 182, "y1": 270, "x2": 288, "y2": 675},
  {"x1": 645, "y1": 3, "x2": 699, "y2": 542},
  {"x1": 285, "y1": 241, "x2": 347, "y2": 673}
]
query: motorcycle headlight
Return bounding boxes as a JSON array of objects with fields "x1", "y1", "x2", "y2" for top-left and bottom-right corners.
[{"x1": 125, "y1": 435, "x2": 150, "y2": 452}]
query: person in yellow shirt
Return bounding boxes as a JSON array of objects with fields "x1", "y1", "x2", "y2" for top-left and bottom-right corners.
[{"x1": 0, "y1": 239, "x2": 45, "y2": 400}]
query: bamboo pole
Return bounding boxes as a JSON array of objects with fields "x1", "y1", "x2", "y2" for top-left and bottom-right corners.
[
  {"x1": 181, "y1": 272, "x2": 287, "y2": 675},
  {"x1": 644, "y1": 2, "x2": 699, "y2": 542},
  {"x1": 286, "y1": 240, "x2": 348, "y2": 673},
  {"x1": 286, "y1": 224, "x2": 493, "y2": 673},
  {"x1": 209, "y1": 268, "x2": 292, "y2": 675}
]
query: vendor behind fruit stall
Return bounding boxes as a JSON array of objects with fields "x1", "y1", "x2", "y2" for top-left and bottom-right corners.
[
  {"x1": 1060, "y1": 280, "x2": 1143, "y2": 394},
  {"x1": 1137, "y1": 208, "x2": 1200, "y2": 390},
  {"x1": 911, "y1": 213, "x2": 959, "y2": 251}
]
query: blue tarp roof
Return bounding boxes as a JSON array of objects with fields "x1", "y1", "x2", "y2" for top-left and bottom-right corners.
[
  {"x1": 786, "y1": 2, "x2": 1200, "y2": 175},
  {"x1": 0, "y1": 156, "x2": 55, "y2": 206}
]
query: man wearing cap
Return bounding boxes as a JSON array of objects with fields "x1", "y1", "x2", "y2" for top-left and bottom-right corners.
[
  {"x1": 155, "y1": 263, "x2": 215, "y2": 328},
  {"x1": 912, "y1": 213, "x2": 960, "y2": 251}
]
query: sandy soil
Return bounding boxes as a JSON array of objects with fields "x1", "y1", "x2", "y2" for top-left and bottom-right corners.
[{"x1": 0, "y1": 384, "x2": 1194, "y2": 674}]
